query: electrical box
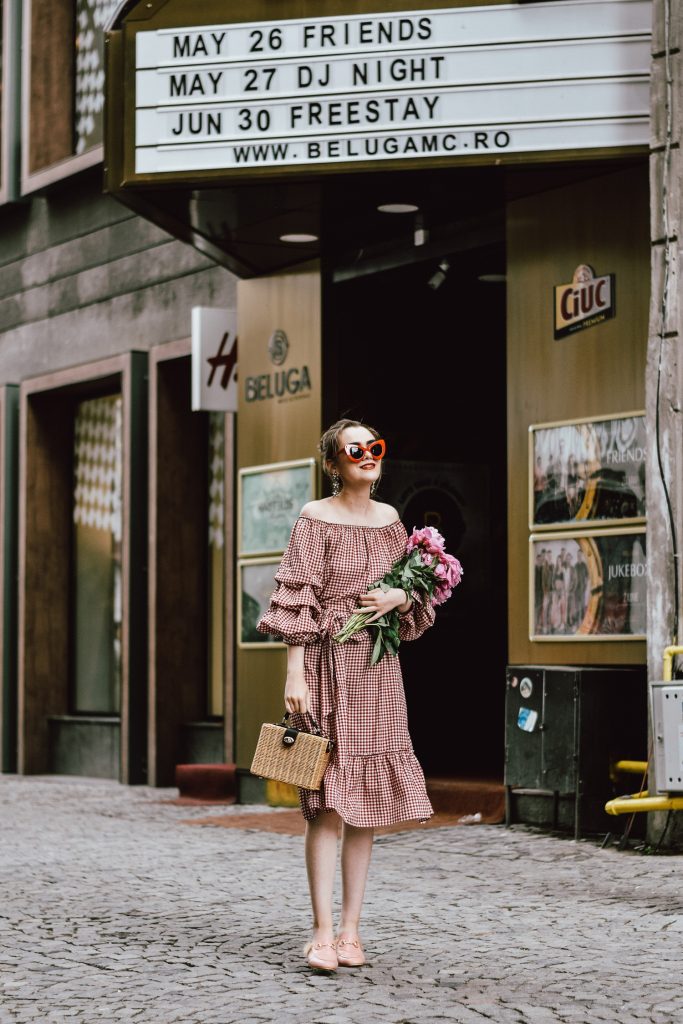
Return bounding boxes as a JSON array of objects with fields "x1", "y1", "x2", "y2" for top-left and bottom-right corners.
[
  {"x1": 651, "y1": 682, "x2": 683, "y2": 793},
  {"x1": 505, "y1": 666, "x2": 646, "y2": 836}
]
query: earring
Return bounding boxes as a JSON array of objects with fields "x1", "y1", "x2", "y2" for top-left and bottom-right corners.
[
  {"x1": 331, "y1": 474, "x2": 342, "y2": 496},
  {"x1": 370, "y1": 480, "x2": 377, "y2": 497}
]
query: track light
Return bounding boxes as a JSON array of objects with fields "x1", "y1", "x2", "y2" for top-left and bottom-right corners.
[
  {"x1": 427, "y1": 259, "x2": 450, "y2": 290},
  {"x1": 414, "y1": 212, "x2": 428, "y2": 247}
]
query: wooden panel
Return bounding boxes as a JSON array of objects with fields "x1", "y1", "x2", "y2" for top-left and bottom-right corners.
[
  {"x1": 237, "y1": 266, "x2": 322, "y2": 467},
  {"x1": 506, "y1": 162, "x2": 649, "y2": 666},
  {"x1": 235, "y1": 266, "x2": 321, "y2": 768},
  {"x1": 0, "y1": 387, "x2": 18, "y2": 773},
  {"x1": 148, "y1": 352, "x2": 208, "y2": 786},
  {"x1": 223, "y1": 411, "x2": 236, "y2": 764},
  {"x1": 120, "y1": 351, "x2": 148, "y2": 784},
  {"x1": 28, "y1": 0, "x2": 74, "y2": 173},
  {"x1": 17, "y1": 392, "x2": 73, "y2": 773}
]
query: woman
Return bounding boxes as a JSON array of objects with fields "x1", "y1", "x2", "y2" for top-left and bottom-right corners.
[{"x1": 257, "y1": 418, "x2": 435, "y2": 972}]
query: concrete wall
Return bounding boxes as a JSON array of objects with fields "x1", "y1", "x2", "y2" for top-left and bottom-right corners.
[{"x1": 0, "y1": 166, "x2": 236, "y2": 381}]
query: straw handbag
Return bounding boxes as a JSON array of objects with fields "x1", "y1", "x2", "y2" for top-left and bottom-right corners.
[{"x1": 250, "y1": 713, "x2": 334, "y2": 791}]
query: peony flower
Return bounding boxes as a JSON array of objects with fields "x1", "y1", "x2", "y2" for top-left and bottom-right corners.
[
  {"x1": 335, "y1": 524, "x2": 463, "y2": 664},
  {"x1": 432, "y1": 585, "x2": 452, "y2": 607}
]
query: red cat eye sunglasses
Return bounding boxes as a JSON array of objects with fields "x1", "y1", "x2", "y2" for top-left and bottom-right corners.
[{"x1": 337, "y1": 439, "x2": 386, "y2": 462}]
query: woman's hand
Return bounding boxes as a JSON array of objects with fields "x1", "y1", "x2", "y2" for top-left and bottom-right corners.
[
  {"x1": 284, "y1": 645, "x2": 310, "y2": 715},
  {"x1": 285, "y1": 674, "x2": 310, "y2": 715},
  {"x1": 358, "y1": 587, "x2": 411, "y2": 623}
]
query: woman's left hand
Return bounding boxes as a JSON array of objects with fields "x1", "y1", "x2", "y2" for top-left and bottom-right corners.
[{"x1": 358, "y1": 587, "x2": 409, "y2": 623}]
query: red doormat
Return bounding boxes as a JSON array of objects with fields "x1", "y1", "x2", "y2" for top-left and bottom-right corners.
[
  {"x1": 182, "y1": 808, "x2": 502, "y2": 836},
  {"x1": 426, "y1": 777, "x2": 505, "y2": 820}
]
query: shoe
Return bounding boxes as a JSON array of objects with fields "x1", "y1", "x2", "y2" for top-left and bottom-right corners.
[
  {"x1": 335, "y1": 935, "x2": 365, "y2": 967},
  {"x1": 303, "y1": 940, "x2": 338, "y2": 972}
]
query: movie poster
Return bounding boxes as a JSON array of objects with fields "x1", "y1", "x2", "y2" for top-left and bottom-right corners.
[
  {"x1": 530, "y1": 530, "x2": 646, "y2": 640},
  {"x1": 530, "y1": 414, "x2": 645, "y2": 528}
]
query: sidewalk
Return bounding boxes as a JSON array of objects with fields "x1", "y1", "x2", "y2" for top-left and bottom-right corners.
[{"x1": 0, "y1": 775, "x2": 681, "y2": 1024}]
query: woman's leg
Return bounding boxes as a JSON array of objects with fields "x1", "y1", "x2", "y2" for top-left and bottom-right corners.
[
  {"x1": 304, "y1": 810, "x2": 341, "y2": 942},
  {"x1": 338, "y1": 822, "x2": 374, "y2": 937}
]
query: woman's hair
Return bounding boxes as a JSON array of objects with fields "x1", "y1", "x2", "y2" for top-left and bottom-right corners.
[{"x1": 318, "y1": 418, "x2": 380, "y2": 481}]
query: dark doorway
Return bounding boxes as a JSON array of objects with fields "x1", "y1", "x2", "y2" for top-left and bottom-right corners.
[{"x1": 323, "y1": 190, "x2": 507, "y2": 780}]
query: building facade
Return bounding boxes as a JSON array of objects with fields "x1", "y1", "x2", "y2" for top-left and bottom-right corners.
[{"x1": 0, "y1": 0, "x2": 680, "y2": 838}]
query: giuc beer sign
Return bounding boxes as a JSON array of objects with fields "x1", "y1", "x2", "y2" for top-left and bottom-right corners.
[{"x1": 554, "y1": 264, "x2": 615, "y2": 340}]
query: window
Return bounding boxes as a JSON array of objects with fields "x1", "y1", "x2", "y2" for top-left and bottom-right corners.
[
  {"x1": 22, "y1": 0, "x2": 117, "y2": 192},
  {"x1": 72, "y1": 393, "x2": 123, "y2": 713}
]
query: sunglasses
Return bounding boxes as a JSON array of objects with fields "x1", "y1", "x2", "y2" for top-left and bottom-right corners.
[{"x1": 337, "y1": 439, "x2": 386, "y2": 462}]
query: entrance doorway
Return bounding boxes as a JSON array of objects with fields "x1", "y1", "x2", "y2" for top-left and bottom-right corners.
[{"x1": 324, "y1": 172, "x2": 507, "y2": 779}]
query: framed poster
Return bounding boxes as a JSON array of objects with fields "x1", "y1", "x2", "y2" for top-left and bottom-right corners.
[
  {"x1": 238, "y1": 458, "x2": 316, "y2": 557},
  {"x1": 238, "y1": 558, "x2": 284, "y2": 648},
  {"x1": 529, "y1": 411, "x2": 645, "y2": 530},
  {"x1": 529, "y1": 528, "x2": 646, "y2": 642}
]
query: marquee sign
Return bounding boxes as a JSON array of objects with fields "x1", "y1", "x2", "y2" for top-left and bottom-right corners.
[{"x1": 133, "y1": 0, "x2": 650, "y2": 175}]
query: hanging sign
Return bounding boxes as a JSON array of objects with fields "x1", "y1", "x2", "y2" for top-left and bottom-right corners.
[
  {"x1": 553, "y1": 265, "x2": 615, "y2": 340},
  {"x1": 191, "y1": 307, "x2": 238, "y2": 411},
  {"x1": 133, "y1": 0, "x2": 651, "y2": 175}
]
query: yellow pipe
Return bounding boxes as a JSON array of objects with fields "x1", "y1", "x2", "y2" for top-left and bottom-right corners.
[
  {"x1": 606, "y1": 793, "x2": 683, "y2": 816},
  {"x1": 603, "y1": 647, "x2": 683, "y2": 819},
  {"x1": 663, "y1": 645, "x2": 683, "y2": 682},
  {"x1": 612, "y1": 760, "x2": 648, "y2": 775}
]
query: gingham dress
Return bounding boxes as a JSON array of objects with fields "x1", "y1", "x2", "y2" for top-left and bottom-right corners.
[{"x1": 257, "y1": 515, "x2": 435, "y2": 827}]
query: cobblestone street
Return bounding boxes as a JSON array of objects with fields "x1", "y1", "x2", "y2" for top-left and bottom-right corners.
[{"x1": 1, "y1": 775, "x2": 682, "y2": 1024}]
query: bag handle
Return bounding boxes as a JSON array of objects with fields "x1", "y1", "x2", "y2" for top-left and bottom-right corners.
[{"x1": 280, "y1": 710, "x2": 324, "y2": 736}]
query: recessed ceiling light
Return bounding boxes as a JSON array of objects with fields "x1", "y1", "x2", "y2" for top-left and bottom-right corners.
[
  {"x1": 279, "y1": 232, "x2": 319, "y2": 243},
  {"x1": 478, "y1": 274, "x2": 507, "y2": 283},
  {"x1": 377, "y1": 203, "x2": 420, "y2": 214}
]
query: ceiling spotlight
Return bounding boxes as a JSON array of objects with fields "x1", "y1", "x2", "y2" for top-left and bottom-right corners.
[
  {"x1": 414, "y1": 212, "x2": 428, "y2": 248},
  {"x1": 279, "y1": 233, "x2": 319, "y2": 243},
  {"x1": 427, "y1": 259, "x2": 450, "y2": 291},
  {"x1": 478, "y1": 273, "x2": 507, "y2": 283},
  {"x1": 377, "y1": 203, "x2": 420, "y2": 214}
]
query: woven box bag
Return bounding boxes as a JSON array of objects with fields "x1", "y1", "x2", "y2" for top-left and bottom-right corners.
[{"x1": 250, "y1": 714, "x2": 333, "y2": 791}]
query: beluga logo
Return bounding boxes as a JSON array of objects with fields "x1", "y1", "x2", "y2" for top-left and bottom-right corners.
[
  {"x1": 244, "y1": 328, "x2": 312, "y2": 403},
  {"x1": 268, "y1": 329, "x2": 289, "y2": 365},
  {"x1": 554, "y1": 264, "x2": 615, "y2": 340}
]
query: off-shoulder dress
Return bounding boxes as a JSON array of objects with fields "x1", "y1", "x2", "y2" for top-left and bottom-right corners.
[{"x1": 257, "y1": 514, "x2": 435, "y2": 827}]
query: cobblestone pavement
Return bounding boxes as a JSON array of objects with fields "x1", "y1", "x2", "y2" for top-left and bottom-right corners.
[{"x1": 1, "y1": 776, "x2": 682, "y2": 1024}]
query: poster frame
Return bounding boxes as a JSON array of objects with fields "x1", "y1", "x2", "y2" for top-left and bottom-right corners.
[
  {"x1": 237, "y1": 556, "x2": 286, "y2": 649},
  {"x1": 238, "y1": 457, "x2": 316, "y2": 557},
  {"x1": 528, "y1": 409, "x2": 646, "y2": 532},
  {"x1": 528, "y1": 526, "x2": 646, "y2": 643}
]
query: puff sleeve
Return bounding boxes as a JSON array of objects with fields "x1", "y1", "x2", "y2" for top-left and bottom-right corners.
[
  {"x1": 257, "y1": 516, "x2": 326, "y2": 645},
  {"x1": 397, "y1": 588, "x2": 436, "y2": 642}
]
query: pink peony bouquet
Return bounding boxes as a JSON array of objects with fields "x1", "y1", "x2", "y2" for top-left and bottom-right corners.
[{"x1": 334, "y1": 525, "x2": 463, "y2": 665}]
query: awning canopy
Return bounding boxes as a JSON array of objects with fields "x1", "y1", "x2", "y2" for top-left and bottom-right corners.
[{"x1": 104, "y1": 0, "x2": 650, "y2": 277}]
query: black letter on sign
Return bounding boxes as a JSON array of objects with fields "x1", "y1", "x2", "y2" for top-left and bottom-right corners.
[{"x1": 207, "y1": 333, "x2": 237, "y2": 389}]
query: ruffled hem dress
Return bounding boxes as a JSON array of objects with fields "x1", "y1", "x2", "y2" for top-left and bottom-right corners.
[{"x1": 257, "y1": 515, "x2": 435, "y2": 828}]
